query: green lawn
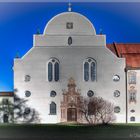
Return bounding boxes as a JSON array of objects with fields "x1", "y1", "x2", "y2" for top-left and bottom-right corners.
[{"x1": 0, "y1": 124, "x2": 139, "y2": 139}]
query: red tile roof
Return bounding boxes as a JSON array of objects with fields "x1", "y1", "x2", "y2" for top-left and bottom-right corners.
[
  {"x1": 107, "y1": 43, "x2": 140, "y2": 68},
  {"x1": 0, "y1": 92, "x2": 14, "y2": 97}
]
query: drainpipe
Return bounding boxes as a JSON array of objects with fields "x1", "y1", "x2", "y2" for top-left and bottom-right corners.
[
  {"x1": 125, "y1": 67, "x2": 128, "y2": 123},
  {"x1": 113, "y1": 42, "x2": 119, "y2": 57}
]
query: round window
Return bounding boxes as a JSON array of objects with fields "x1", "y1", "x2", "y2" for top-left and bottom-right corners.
[
  {"x1": 25, "y1": 75, "x2": 31, "y2": 82},
  {"x1": 130, "y1": 109, "x2": 135, "y2": 113},
  {"x1": 114, "y1": 106, "x2": 120, "y2": 113},
  {"x1": 24, "y1": 108, "x2": 31, "y2": 115},
  {"x1": 52, "y1": 59, "x2": 55, "y2": 63},
  {"x1": 50, "y1": 91, "x2": 56, "y2": 97},
  {"x1": 113, "y1": 75, "x2": 120, "y2": 82},
  {"x1": 25, "y1": 91, "x2": 31, "y2": 97},
  {"x1": 88, "y1": 59, "x2": 92, "y2": 62},
  {"x1": 114, "y1": 90, "x2": 120, "y2": 97},
  {"x1": 87, "y1": 90, "x2": 94, "y2": 97}
]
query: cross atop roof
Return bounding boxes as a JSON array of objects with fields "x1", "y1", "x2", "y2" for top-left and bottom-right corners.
[{"x1": 68, "y1": 2, "x2": 72, "y2": 12}]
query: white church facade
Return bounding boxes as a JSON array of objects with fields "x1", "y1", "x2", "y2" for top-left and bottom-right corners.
[{"x1": 13, "y1": 11, "x2": 140, "y2": 124}]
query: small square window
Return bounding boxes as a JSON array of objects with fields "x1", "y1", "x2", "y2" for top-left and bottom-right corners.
[
  {"x1": 66, "y1": 22, "x2": 73, "y2": 29},
  {"x1": 25, "y1": 75, "x2": 31, "y2": 82}
]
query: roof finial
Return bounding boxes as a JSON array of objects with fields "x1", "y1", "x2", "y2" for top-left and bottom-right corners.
[
  {"x1": 99, "y1": 28, "x2": 103, "y2": 35},
  {"x1": 36, "y1": 28, "x2": 40, "y2": 35},
  {"x1": 68, "y1": 2, "x2": 72, "y2": 12},
  {"x1": 15, "y1": 52, "x2": 19, "y2": 58}
]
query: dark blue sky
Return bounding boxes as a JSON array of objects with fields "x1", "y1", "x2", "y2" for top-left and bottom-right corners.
[{"x1": 0, "y1": 2, "x2": 140, "y2": 91}]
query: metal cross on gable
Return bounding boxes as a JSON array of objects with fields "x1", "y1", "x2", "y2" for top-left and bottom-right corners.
[{"x1": 68, "y1": 2, "x2": 72, "y2": 12}]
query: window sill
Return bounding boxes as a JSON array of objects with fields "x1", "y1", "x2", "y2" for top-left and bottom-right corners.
[{"x1": 49, "y1": 113, "x2": 57, "y2": 115}]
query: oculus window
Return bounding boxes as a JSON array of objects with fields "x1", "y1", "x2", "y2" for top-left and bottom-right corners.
[
  {"x1": 113, "y1": 75, "x2": 120, "y2": 82},
  {"x1": 114, "y1": 106, "x2": 120, "y2": 113},
  {"x1": 50, "y1": 91, "x2": 57, "y2": 97},
  {"x1": 25, "y1": 91, "x2": 31, "y2": 97},
  {"x1": 87, "y1": 90, "x2": 94, "y2": 97},
  {"x1": 114, "y1": 90, "x2": 120, "y2": 97},
  {"x1": 130, "y1": 109, "x2": 135, "y2": 113},
  {"x1": 24, "y1": 108, "x2": 31, "y2": 115}
]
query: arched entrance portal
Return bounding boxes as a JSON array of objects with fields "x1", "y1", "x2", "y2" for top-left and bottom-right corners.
[
  {"x1": 61, "y1": 78, "x2": 82, "y2": 123},
  {"x1": 67, "y1": 108, "x2": 77, "y2": 122}
]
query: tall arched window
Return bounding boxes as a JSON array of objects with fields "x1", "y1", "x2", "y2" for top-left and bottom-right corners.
[
  {"x1": 128, "y1": 71, "x2": 136, "y2": 84},
  {"x1": 91, "y1": 62, "x2": 96, "y2": 81},
  {"x1": 54, "y1": 62, "x2": 59, "y2": 81},
  {"x1": 48, "y1": 62, "x2": 53, "y2": 82},
  {"x1": 50, "y1": 102, "x2": 56, "y2": 115},
  {"x1": 83, "y1": 58, "x2": 96, "y2": 82},
  {"x1": 84, "y1": 62, "x2": 89, "y2": 81},
  {"x1": 47, "y1": 58, "x2": 60, "y2": 82},
  {"x1": 129, "y1": 86, "x2": 136, "y2": 103}
]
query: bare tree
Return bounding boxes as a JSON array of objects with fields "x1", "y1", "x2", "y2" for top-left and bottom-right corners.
[{"x1": 78, "y1": 96, "x2": 116, "y2": 125}]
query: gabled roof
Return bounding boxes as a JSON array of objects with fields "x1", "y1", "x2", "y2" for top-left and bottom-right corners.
[{"x1": 107, "y1": 43, "x2": 140, "y2": 68}]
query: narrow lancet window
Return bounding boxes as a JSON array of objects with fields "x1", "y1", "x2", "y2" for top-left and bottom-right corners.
[
  {"x1": 48, "y1": 62, "x2": 53, "y2": 82},
  {"x1": 91, "y1": 62, "x2": 96, "y2": 81},
  {"x1": 84, "y1": 62, "x2": 89, "y2": 81},
  {"x1": 54, "y1": 62, "x2": 59, "y2": 82}
]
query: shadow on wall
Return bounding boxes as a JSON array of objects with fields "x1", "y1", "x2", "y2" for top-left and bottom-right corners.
[{"x1": 0, "y1": 94, "x2": 40, "y2": 123}]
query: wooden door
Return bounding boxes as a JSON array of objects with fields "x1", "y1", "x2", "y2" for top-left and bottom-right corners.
[{"x1": 67, "y1": 108, "x2": 77, "y2": 122}]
